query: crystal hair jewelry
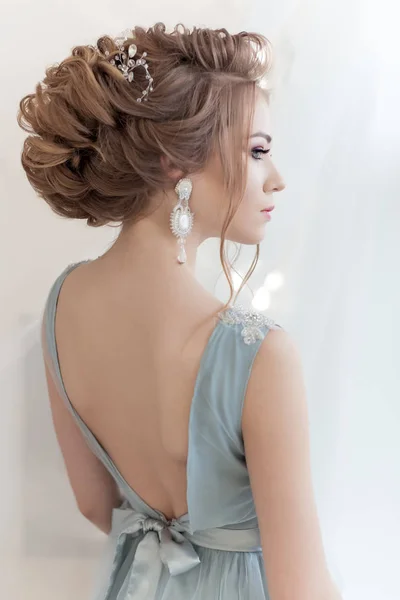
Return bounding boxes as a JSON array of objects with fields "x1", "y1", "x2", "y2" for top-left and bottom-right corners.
[
  {"x1": 104, "y1": 29, "x2": 154, "y2": 102},
  {"x1": 170, "y1": 178, "x2": 195, "y2": 265}
]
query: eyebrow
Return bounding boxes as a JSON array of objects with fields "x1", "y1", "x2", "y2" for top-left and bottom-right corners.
[{"x1": 250, "y1": 132, "x2": 272, "y2": 143}]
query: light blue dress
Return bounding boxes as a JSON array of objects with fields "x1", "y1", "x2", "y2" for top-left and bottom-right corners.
[{"x1": 42, "y1": 261, "x2": 284, "y2": 600}]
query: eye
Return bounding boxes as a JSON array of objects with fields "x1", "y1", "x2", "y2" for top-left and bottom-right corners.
[{"x1": 251, "y1": 147, "x2": 271, "y2": 160}]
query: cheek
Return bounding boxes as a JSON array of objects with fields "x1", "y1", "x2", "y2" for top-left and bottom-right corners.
[
  {"x1": 250, "y1": 160, "x2": 267, "y2": 186},
  {"x1": 193, "y1": 184, "x2": 230, "y2": 237},
  {"x1": 200, "y1": 160, "x2": 267, "y2": 242},
  {"x1": 224, "y1": 178, "x2": 269, "y2": 244},
  {"x1": 242, "y1": 170, "x2": 265, "y2": 206}
]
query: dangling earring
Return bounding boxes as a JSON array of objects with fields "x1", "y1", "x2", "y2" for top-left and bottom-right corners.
[{"x1": 169, "y1": 177, "x2": 195, "y2": 264}]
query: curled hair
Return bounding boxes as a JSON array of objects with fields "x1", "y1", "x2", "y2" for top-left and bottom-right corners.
[{"x1": 18, "y1": 22, "x2": 272, "y2": 306}]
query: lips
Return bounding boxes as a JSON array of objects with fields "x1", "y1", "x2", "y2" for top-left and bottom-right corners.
[{"x1": 261, "y1": 206, "x2": 275, "y2": 212}]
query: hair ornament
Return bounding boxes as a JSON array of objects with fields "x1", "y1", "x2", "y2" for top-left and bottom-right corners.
[{"x1": 104, "y1": 28, "x2": 154, "y2": 102}]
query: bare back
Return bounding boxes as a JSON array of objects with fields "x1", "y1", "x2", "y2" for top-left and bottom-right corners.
[{"x1": 53, "y1": 259, "x2": 224, "y2": 520}]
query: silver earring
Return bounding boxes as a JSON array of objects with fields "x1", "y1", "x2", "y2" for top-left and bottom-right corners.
[{"x1": 169, "y1": 178, "x2": 195, "y2": 264}]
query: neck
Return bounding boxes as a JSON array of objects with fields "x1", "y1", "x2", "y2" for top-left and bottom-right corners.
[
  {"x1": 93, "y1": 212, "x2": 225, "y2": 322},
  {"x1": 100, "y1": 213, "x2": 203, "y2": 281}
]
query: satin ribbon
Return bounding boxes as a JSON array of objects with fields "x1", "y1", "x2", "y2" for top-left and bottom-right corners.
[{"x1": 102, "y1": 507, "x2": 201, "y2": 600}]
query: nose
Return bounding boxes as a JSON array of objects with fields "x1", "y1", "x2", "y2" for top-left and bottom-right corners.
[{"x1": 264, "y1": 160, "x2": 286, "y2": 193}]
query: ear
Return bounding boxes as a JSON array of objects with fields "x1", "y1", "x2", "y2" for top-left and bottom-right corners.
[{"x1": 160, "y1": 155, "x2": 184, "y2": 182}]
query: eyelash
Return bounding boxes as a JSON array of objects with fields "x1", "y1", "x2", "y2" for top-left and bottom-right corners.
[{"x1": 251, "y1": 147, "x2": 271, "y2": 160}]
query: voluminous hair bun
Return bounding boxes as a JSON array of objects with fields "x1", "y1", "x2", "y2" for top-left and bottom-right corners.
[{"x1": 17, "y1": 22, "x2": 272, "y2": 227}]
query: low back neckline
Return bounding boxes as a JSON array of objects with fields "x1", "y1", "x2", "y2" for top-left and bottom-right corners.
[
  {"x1": 48, "y1": 260, "x2": 228, "y2": 524},
  {"x1": 46, "y1": 259, "x2": 279, "y2": 524}
]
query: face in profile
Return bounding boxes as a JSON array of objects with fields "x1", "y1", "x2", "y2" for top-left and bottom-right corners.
[
  {"x1": 189, "y1": 90, "x2": 286, "y2": 246},
  {"x1": 228, "y1": 92, "x2": 286, "y2": 244}
]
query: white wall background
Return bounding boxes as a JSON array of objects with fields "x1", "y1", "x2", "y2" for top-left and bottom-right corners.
[{"x1": 1, "y1": 1, "x2": 399, "y2": 599}]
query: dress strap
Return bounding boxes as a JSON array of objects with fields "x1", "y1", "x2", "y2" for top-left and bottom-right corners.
[
  {"x1": 41, "y1": 261, "x2": 136, "y2": 499},
  {"x1": 41, "y1": 261, "x2": 87, "y2": 399}
]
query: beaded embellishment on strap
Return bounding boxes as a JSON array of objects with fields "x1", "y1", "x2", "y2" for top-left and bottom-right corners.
[{"x1": 218, "y1": 304, "x2": 278, "y2": 345}]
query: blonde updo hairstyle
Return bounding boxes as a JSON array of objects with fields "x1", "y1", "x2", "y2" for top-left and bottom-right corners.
[{"x1": 18, "y1": 22, "x2": 272, "y2": 307}]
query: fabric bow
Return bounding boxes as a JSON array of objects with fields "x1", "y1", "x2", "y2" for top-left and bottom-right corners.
[{"x1": 101, "y1": 506, "x2": 200, "y2": 600}]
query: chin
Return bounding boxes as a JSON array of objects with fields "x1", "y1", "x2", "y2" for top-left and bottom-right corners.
[{"x1": 227, "y1": 227, "x2": 266, "y2": 245}]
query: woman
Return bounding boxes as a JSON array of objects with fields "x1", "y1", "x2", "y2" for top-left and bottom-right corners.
[{"x1": 18, "y1": 22, "x2": 341, "y2": 600}]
